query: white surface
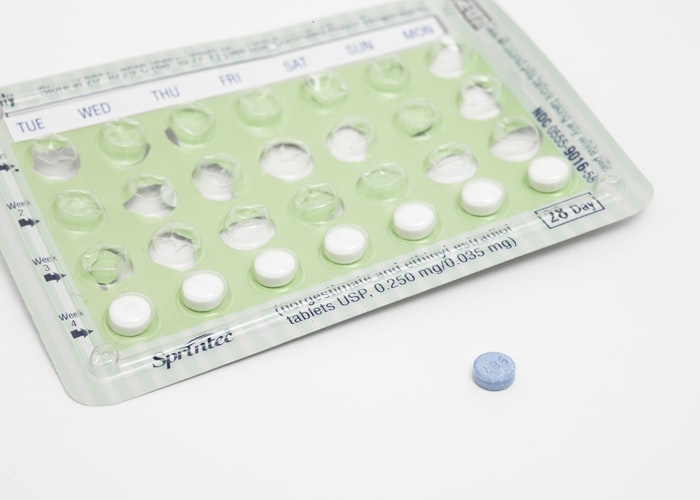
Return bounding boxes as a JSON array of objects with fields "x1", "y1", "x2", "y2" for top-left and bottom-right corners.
[
  {"x1": 324, "y1": 225, "x2": 369, "y2": 264},
  {"x1": 327, "y1": 125, "x2": 371, "y2": 163},
  {"x1": 489, "y1": 118, "x2": 543, "y2": 162},
  {"x1": 260, "y1": 140, "x2": 314, "y2": 180},
  {"x1": 392, "y1": 201, "x2": 438, "y2": 240},
  {"x1": 107, "y1": 294, "x2": 154, "y2": 337},
  {"x1": 193, "y1": 155, "x2": 239, "y2": 201},
  {"x1": 460, "y1": 77, "x2": 503, "y2": 120},
  {"x1": 461, "y1": 178, "x2": 506, "y2": 216},
  {"x1": 429, "y1": 36, "x2": 465, "y2": 79},
  {"x1": 221, "y1": 219, "x2": 276, "y2": 250},
  {"x1": 427, "y1": 144, "x2": 478, "y2": 184},
  {"x1": 528, "y1": 155, "x2": 573, "y2": 193},
  {"x1": 123, "y1": 177, "x2": 177, "y2": 218},
  {"x1": 181, "y1": 271, "x2": 227, "y2": 312},
  {"x1": 1, "y1": 1, "x2": 699, "y2": 499},
  {"x1": 149, "y1": 228, "x2": 198, "y2": 270}
]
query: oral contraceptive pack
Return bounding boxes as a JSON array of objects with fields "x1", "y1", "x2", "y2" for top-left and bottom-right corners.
[{"x1": 0, "y1": 0, "x2": 653, "y2": 404}]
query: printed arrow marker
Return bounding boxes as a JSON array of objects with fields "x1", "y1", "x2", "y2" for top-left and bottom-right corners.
[
  {"x1": 18, "y1": 218, "x2": 40, "y2": 228},
  {"x1": 71, "y1": 329, "x2": 93, "y2": 339},
  {"x1": 44, "y1": 272, "x2": 66, "y2": 283},
  {"x1": 0, "y1": 163, "x2": 11, "y2": 172}
]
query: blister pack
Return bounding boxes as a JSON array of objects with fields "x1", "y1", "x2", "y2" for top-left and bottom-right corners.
[{"x1": 0, "y1": 0, "x2": 652, "y2": 404}]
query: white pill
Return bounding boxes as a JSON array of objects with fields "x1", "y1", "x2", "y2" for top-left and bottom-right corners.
[
  {"x1": 324, "y1": 225, "x2": 368, "y2": 264},
  {"x1": 108, "y1": 294, "x2": 154, "y2": 337},
  {"x1": 254, "y1": 249, "x2": 298, "y2": 288},
  {"x1": 528, "y1": 156, "x2": 572, "y2": 193},
  {"x1": 182, "y1": 271, "x2": 227, "y2": 312},
  {"x1": 461, "y1": 178, "x2": 506, "y2": 216},
  {"x1": 393, "y1": 202, "x2": 437, "y2": 241}
]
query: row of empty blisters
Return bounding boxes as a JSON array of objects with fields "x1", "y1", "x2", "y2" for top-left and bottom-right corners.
[{"x1": 18, "y1": 41, "x2": 577, "y2": 339}]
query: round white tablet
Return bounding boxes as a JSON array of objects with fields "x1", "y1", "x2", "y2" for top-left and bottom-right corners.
[
  {"x1": 461, "y1": 178, "x2": 506, "y2": 216},
  {"x1": 254, "y1": 249, "x2": 298, "y2": 288},
  {"x1": 324, "y1": 225, "x2": 368, "y2": 264},
  {"x1": 528, "y1": 156, "x2": 572, "y2": 193},
  {"x1": 182, "y1": 271, "x2": 227, "y2": 312},
  {"x1": 392, "y1": 202, "x2": 437, "y2": 241},
  {"x1": 108, "y1": 294, "x2": 154, "y2": 337}
]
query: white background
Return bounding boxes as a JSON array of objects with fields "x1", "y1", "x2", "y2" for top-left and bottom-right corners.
[{"x1": 1, "y1": 1, "x2": 698, "y2": 499}]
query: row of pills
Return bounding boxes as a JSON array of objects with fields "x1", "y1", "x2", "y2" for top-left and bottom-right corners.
[
  {"x1": 78, "y1": 156, "x2": 571, "y2": 291},
  {"x1": 105, "y1": 227, "x2": 366, "y2": 336}
]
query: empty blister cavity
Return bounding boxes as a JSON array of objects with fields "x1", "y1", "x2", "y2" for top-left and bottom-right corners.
[
  {"x1": 367, "y1": 57, "x2": 409, "y2": 94},
  {"x1": 220, "y1": 205, "x2": 275, "y2": 250},
  {"x1": 260, "y1": 139, "x2": 313, "y2": 180},
  {"x1": 461, "y1": 178, "x2": 506, "y2": 216},
  {"x1": 193, "y1": 154, "x2": 241, "y2": 201},
  {"x1": 428, "y1": 36, "x2": 466, "y2": 79},
  {"x1": 89, "y1": 344, "x2": 120, "y2": 375},
  {"x1": 181, "y1": 271, "x2": 228, "y2": 312},
  {"x1": 426, "y1": 143, "x2": 478, "y2": 184},
  {"x1": 31, "y1": 135, "x2": 80, "y2": 180},
  {"x1": 292, "y1": 183, "x2": 344, "y2": 224},
  {"x1": 253, "y1": 248, "x2": 298, "y2": 288},
  {"x1": 81, "y1": 244, "x2": 133, "y2": 286},
  {"x1": 166, "y1": 104, "x2": 215, "y2": 146},
  {"x1": 358, "y1": 163, "x2": 408, "y2": 201},
  {"x1": 302, "y1": 72, "x2": 349, "y2": 109},
  {"x1": 528, "y1": 156, "x2": 572, "y2": 193},
  {"x1": 98, "y1": 119, "x2": 149, "y2": 164},
  {"x1": 52, "y1": 190, "x2": 105, "y2": 231},
  {"x1": 122, "y1": 174, "x2": 177, "y2": 217},
  {"x1": 149, "y1": 223, "x2": 201, "y2": 270},
  {"x1": 392, "y1": 201, "x2": 438, "y2": 241},
  {"x1": 108, "y1": 293, "x2": 155, "y2": 337},
  {"x1": 490, "y1": 117, "x2": 542, "y2": 162},
  {"x1": 394, "y1": 98, "x2": 441, "y2": 138},
  {"x1": 237, "y1": 88, "x2": 283, "y2": 128},
  {"x1": 594, "y1": 171, "x2": 625, "y2": 199},
  {"x1": 324, "y1": 225, "x2": 368, "y2": 265},
  {"x1": 460, "y1": 75, "x2": 502, "y2": 120},
  {"x1": 327, "y1": 119, "x2": 375, "y2": 163}
]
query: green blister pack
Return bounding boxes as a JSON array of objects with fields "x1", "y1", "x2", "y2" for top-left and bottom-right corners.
[{"x1": 0, "y1": 0, "x2": 652, "y2": 404}]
